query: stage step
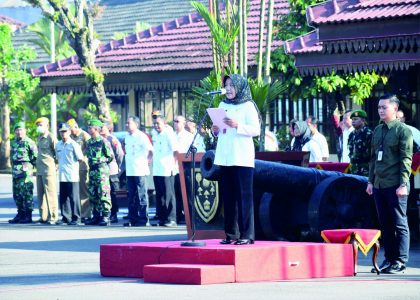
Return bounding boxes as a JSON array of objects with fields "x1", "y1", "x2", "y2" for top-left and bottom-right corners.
[{"x1": 143, "y1": 264, "x2": 235, "y2": 285}]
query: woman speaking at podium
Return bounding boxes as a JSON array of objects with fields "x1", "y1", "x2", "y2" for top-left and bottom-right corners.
[{"x1": 211, "y1": 74, "x2": 260, "y2": 245}]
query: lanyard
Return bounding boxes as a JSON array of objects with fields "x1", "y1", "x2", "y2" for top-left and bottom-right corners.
[{"x1": 380, "y1": 124, "x2": 390, "y2": 150}]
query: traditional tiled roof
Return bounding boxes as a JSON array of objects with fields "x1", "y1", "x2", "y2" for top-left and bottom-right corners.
[
  {"x1": 307, "y1": 0, "x2": 420, "y2": 25},
  {"x1": 12, "y1": 0, "x2": 207, "y2": 68},
  {"x1": 32, "y1": 0, "x2": 289, "y2": 79},
  {"x1": 285, "y1": 0, "x2": 420, "y2": 75}
]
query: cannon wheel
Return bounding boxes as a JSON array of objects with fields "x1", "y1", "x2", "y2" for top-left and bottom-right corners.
[
  {"x1": 308, "y1": 176, "x2": 377, "y2": 235},
  {"x1": 258, "y1": 192, "x2": 289, "y2": 241},
  {"x1": 200, "y1": 150, "x2": 221, "y2": 181}
]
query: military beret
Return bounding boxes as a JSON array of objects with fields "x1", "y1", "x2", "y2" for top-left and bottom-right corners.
[
  {"x1": 14, "y1": 121, "x2": 26, "y2": 131},
  {"x1": 88, "y1": 119, "x2": 103, "y2": 127},
  {"x1": 350, "y1": 110, "x2": 367, "y2": 119},
  {"x1": 58, "y1": 122, "x2": 70, "y2": 132},
  {"x1": 35, "y1": 117, "x2": 49, "y2": 125},
  {"x1": 67, "y1": 118, "x2": 77, "y2": 127}
]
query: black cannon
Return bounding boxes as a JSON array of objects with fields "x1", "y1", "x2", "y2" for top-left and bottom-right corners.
[{"x1": 200, "y1": 150, "x2": 378, "y2": 241}]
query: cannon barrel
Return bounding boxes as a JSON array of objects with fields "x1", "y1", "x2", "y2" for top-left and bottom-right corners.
[{"x1": 200, "y1": 150, "x2": 377, "y2": 241}]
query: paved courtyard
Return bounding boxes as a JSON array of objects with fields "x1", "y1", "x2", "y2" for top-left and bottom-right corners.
[{"x1": 0, "y1": 173, "x2": 419, "y2": 300}]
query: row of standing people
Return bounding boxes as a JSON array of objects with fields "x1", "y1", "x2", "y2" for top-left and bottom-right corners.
[
  {"x1": 9, "y1": 117, "x2": 121, "y2": 226},
  {"x1": 9, "y1": 112, "x2": 206, "y2": 227}
]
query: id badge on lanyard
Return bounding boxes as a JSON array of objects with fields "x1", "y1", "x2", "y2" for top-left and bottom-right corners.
[{"x1": 377, "y1": 149, "x2": 383, "y2": 161}]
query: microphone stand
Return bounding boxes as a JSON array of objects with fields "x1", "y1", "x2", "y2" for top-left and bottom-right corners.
[{"x1": 181, "y1": 94, "x2": 217, "y2": 247}]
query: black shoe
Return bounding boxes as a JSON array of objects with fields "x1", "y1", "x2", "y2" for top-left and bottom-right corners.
[
  {"x1": 85, "y1": 216, "x2": 100, "y2": 225},
  {"x1": 8, "y1": 210, "x2": 24, "y2": 224},
  {"x1": 234, "y1": 239, "x2": 254, "y2": 245},
  {"x1": 123, "y1": 221, "x2": 139, "y2": 227},
  {"x1": 371, "y1": 259, "x2": 392, "y2": 273},
  {"x1": 110, "y1": 215, "x2": 118, "y2": 224},
  {"x1": 68, "y1": 221, "x2": 81, "y2": 226},
  {"x1": 382, "y1": 262, "x2": 406, "y2": 274},
  {"x1": 98, "y1": 216, "x2": 110, "y2": 226},
  {"x1": 164, "y1": 221, "x2": 177, "y2": 227},
  {"x1": 18, "y1": 211, "x2": 33, "y2": 224},
  {"x1": 220, "y1": 238, "x2": 234, "y2": 245}
]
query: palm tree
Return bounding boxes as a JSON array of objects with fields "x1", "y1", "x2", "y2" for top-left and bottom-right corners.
[
  {"x1": 27, "y1": 17, "x2": 74, "y2": 61},
  {"x1": 192, "y1": 1, "x2": 240, "y2": 77}
]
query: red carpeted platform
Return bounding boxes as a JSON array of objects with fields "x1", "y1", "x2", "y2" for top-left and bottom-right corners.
[{"x1": 100, "y1": 239, "x2": 354, "y2": 284}]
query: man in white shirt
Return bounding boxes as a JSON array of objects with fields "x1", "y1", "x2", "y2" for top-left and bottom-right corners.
[
  {"x1": 397, "y1": 110, "x2": 420, "y2": 150},
  {"x1": 56, "y1": 123, "x2": 84, "y2": 225},
  {"x1": 174, "y1": 116, "x2": 193, "y2": 224},
  {"x1": 152, "y1": 115, "x2": 178, "y2": 227},
  {"x1": 185, "y1": 120, "x2": 206, "y2": 153},
  {"x1": 124, "y1": 116, "x2": 153, "y2": 227},
  {"x1": 306, "y1": 116, "x2": 329, "y2": 162},
  {"x1": 341, "y1": 110, "x2": 354, "y2": 163}
]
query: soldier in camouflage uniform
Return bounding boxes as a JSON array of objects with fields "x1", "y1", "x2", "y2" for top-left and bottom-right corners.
[
  {"x1": 85, "y1": 119, "x2": 114, "y2": 226},
  {"x1": 9, "y1": 122, "x2": 38, "y2": 224},
  {"x1": 348, "y1": 110, "x2": 373, "y2": 176}
]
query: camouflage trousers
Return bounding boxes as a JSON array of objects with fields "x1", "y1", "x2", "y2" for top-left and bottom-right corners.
[
  {"x1": 12, "y1": 175, "x2": 34, "y2": 211},
  {"x1": 350, "y1": 162, "x2": 369, "y2": 177},
  {"x1": 88, "y1": 167, "x2": 112, "y2": 215}
]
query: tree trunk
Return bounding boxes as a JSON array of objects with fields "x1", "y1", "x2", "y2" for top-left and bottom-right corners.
[
  {"x1": 238, "y1": 0, "x2": 244, "y2": 76},
  {"x1": 0, "y1": 101, "x2": 11, "y2": 170},
  {"x1": 257, "y1": 0, "x2": 266, "y2": 83},
  {"x1": 92, "y1": 81, "x2": 111, "y2": 121},
  {"x1": 264, "y1": 0, "x2": 274, "y2": 83},
  {"x1": 73, "y1": 36, "x2": 111, "y2": 122},
  {"x1": 259, "y1": 117, "x2": 266, "y2": 152},
  {"x1": 242, "y1": 0, "x2": 248, "y2": 77}
]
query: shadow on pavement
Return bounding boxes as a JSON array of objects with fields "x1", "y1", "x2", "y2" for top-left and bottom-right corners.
[{"x1": 0, "y1": 272, "x2": 143, "y2": 286}]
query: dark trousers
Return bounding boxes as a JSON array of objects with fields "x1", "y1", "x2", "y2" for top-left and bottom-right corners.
[
  {"x1": 154, "y1": 176, "x2": 176, "y2": 224},
  {"x1": 174, "y1": 174, "x2": 184, "y2": 222},
  {"x1": 373, "y1": 185, "x2": 410, "y2": 264},
  {"x1": 59, "y1": 181, "x2": 81, "y2": 222},
  {"x1": 127, "y1": 176, "x2": 148, "y2": 224},
  {"x1": 219, "y1": 166, "x2": 255, "y2": 240},
  {"x1": 109, "y1": 174, "x2": 120, "y2": 216}
]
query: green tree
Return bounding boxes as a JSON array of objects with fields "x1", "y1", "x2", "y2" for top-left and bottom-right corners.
[
  {"x1": 0, "y1": 24, "x2": 39, "y2": 169},
  {"x1": 25, "y1": 0, "x2": 111, "y2": 121},
  {"x1": 27, "y1": 16, "x2": 75, "y2": 60},
  {"x1": 192, "y1": 1, "x2": 239, "y2": 77}
]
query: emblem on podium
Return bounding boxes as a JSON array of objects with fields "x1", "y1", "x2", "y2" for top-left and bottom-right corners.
[{"x1": 193, "y1": 169, "x2": 219, "y2": 223}]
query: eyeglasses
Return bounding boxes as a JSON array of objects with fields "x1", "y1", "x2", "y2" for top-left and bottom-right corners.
[{"x1": 174, "y1": 120, "x2": 180, "y2": 123}]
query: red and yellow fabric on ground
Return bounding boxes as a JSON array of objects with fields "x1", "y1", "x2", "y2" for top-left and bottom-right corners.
[{"x1": 321, "y1": 229, "x2": 381, "y2": 256}]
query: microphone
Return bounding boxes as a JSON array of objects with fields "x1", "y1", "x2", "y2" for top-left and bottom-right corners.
[{"x1": 205, "y1": 88, "x2": 226, "y2": 95}]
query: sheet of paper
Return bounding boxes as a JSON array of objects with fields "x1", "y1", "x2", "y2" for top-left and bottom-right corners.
[{"x1": 207, "y1": 107, "x2": 229, "y2": 131}]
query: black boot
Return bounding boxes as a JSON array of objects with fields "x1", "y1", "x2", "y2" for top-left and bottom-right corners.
[
  {"x1": 85, "y1": 210, "x2": 100, "y2": 225},
  {"x1": 19, "y1": 210, "x2": 33, "y2": 224},
  {"x1": 98, "y1": 214, "x2": 110, "y2": 226},
  {"x1": 110, "y1": 213, "x2": 118, "y2": 224},
  {"x1": 8, "y1": 209, "x2": 24, "y2": 224}
]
